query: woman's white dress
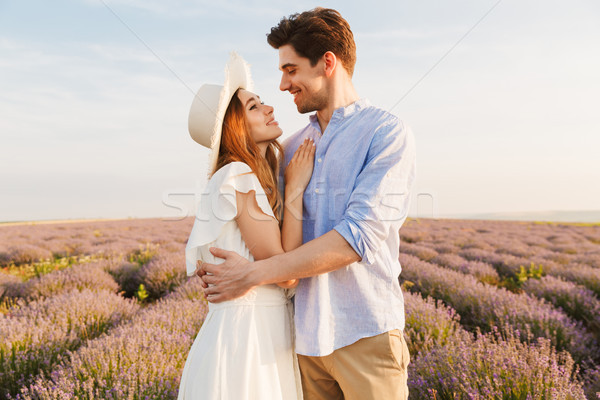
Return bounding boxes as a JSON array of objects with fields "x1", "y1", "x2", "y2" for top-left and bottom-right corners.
[{"x1": 179, "y1": 162, "x2": 302, "y2": 400}]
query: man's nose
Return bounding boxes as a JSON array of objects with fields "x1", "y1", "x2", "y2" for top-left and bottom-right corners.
[{"x1": 279, "y1": 74, "x2": 290, "y2": 92}]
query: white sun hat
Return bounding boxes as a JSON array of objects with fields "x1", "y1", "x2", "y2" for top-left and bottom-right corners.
[{"x1": 188, "y1": 52, "x2": 254, "y2": 175}]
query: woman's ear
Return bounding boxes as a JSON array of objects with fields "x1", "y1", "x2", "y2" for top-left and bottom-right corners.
[{"x1": 323, "y1": 51, "x2": 337, "y2": 78}]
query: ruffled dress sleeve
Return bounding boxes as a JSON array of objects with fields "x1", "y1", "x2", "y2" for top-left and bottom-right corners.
[{"x1": 185, "y1": 162, "x2": 276, "y2": 276}]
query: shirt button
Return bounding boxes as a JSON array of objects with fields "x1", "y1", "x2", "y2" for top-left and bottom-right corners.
[
  {"x1": 317, "y1": 158, "x2": 322, "y2": 163},
  {"x1": 315, "y1": 188, "x2": 319, "y2": 193}
]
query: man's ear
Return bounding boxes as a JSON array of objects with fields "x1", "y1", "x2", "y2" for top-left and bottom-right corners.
[{"x1": 323, "y1": 51, "x2": 337, "y2": 78}]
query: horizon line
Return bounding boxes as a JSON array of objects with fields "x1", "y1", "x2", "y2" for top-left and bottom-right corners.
[{"x1": 2, "y1": 209, "x2": 599, "y2": 227}]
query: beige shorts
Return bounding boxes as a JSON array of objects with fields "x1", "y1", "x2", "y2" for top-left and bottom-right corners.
[{"x1": 297, "y1": 329, "x2": 410, "y2": 400}]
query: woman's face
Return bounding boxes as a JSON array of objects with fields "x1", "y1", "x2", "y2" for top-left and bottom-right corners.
[{"x1": 237, "y1": 89, "x2": 282, "y2": 145}]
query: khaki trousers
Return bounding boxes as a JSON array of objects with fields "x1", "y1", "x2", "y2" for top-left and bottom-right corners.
[{"x1": 297, "y1": 329, "x2": 410, "y2": 400}]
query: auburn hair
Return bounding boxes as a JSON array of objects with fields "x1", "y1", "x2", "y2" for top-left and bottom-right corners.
[
  {"x1": 214, "y1": 89, "x2": 283, "y2": 222},
  {"x1": 267, "y1": 7, "x2": 356, "y2": 76}
]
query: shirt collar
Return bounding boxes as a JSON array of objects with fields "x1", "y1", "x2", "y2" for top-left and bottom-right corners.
[
  {"x1": 309, "y1": 113, "x2": 320, "y2": 132},
  {"x1": 308, "y1": 98, "x2": 371, "y2": 127},
  {"x1": 337, "y1": 98, "x2": 370, "y2": 118}
]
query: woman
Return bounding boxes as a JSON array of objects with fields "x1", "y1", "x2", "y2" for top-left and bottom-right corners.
[{"x1": 179, "y1": 53, "x2": 313, "y2": 399}]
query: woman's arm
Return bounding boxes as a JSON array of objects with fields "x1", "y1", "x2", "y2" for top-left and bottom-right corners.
[
  {"x1": 234, "y1": 139, "x2": 314, "y2": 289},
  {"x1": 235, "y1": 190, "x2": 297, "y2": 288}
]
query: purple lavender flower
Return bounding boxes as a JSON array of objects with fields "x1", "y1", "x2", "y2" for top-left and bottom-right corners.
[
  {"x1": 403, "y1": 291, "x2": 464, "y2": 356},
  {"x1": 15, "y1": 295, "x2": 208, "y2": 399},
  {"x1": 399, "y1": 253, "x2": 597, "y2": 362},
  {"x1": 583, "y1": 365, "x2": 600, "y2": 399},
  {"x1": 551, "y1": 263, "x2": 600, "y2": 297},
  {"x1": 523, "y1": 275, "x2": 600, "y2": 335},
  {"x1": 408, "y1": 328, "x2": 587, "y2": 399},
  {"x1": 0, "y1": 289, "x2": 138, "y2": 398},
  {"x1": 431, "y1": 253, "x2": 499, "y2": 284},
  {"x1": 19, "y1": 261, "x2": 119, "y2": 300},
  {"x1": 136, "y1": 251, "x2": 187, "y2": 300},
  {"x1": 400, "y1": 242, "x2": 438, "y2": 261},
  {"x1": 3, "y1": 216, "x2": 599, "y2": 398}
]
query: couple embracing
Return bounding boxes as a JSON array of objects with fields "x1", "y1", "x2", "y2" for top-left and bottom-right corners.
[{"x1": 180, "y1": 8, "x2": 416, "y2": 400}]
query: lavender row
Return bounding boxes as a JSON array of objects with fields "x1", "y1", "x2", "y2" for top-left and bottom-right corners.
[
  {"x1": 103, "y1": 247, "x2": 187, "y2": 300},
  {"x1": 408, "y1": 327, "x2": 587, "y2": 399},
  {"x1": 0, "y1": 242, "x2": 161, "y2": 291},
  {"x1": 14, "y1": 278, "x2": 208, "y2": 400},
  {"x1": 402, "y1": 292, "x2": 587, "y2": 397},
  {"x1": 431, "y1": 252, "x2": 499, "y2": 284},
  {"x1": 0, "y1": 217, "x2": 192, "y2": 267},
  {"x1": 399, "y1": 253, "x2": 597, "y2": 362},
  {"x1": 399, "y1": 290, "x2": 588, "y2": 397},
  {"x1": 401, "y1": 218, "x2": 600, "y2": 254},
  {"x1": 11, "y1": 278, "x2": 588, "y2": 399},
  {"x1": 402, "y1": 291, "x2": 463, "y2": 357},
  {"x1": 0, "y1": 253, "x2": 106, "y2": 283},
  {"x1": 458, "y1": 247, "x2": 600, "y2": 297},
  {"x1": 2, "y1": 259, "x2": 120, "y2": 301},
  {"x1": 2, "y1": 245, "x2": 187, "y2": 313},
  {"x1": 0, "y1": 289, "x2": 139, "y2": 398},
  {"x1": 3, "y1": 217, "x2": 598, "y2": 270},
  {"x1": 402, "y1": 235, "x2": 600, "y2": 302},
  {"x1": 583, "y1": 366, "x2": 600, "y2": 399},
  {"x1": 399, "y1": 218, "x2": 600, "y2": 269},
  {"x1": 523, "y1": 275, "x2": 600, "y2": 336},
  {"x1": 551, "y1": 263, "x2": 600, "y2": 297},
  {"x1": 131, "y1": 250, "x2": 187, "y2": 300}
]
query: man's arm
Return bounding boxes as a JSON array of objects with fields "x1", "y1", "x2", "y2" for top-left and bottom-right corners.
[
  {"x1": 199, "y1": 230, "x2": 360, "y2": 302},
  {"x1": 199, "y1": 118, "x2": 416, "y2": 302}
]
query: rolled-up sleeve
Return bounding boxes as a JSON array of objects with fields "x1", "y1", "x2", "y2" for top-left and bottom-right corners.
[{"x1": 333, "y1": 120, "x2": 416, "y2": 264}]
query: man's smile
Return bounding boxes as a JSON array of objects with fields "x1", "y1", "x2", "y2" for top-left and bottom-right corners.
[{"x1": 290, "y1": 89, "x2": 301, "y2": 102}]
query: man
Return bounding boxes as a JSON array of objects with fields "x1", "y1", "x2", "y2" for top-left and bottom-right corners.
[{"x1": 198, "y1": 8, "x2": 416, "y2": 399}]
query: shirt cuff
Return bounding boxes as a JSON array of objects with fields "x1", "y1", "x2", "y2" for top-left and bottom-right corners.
[{"x1": 333, "y1": 219, "x2": 374, "y2": 265}]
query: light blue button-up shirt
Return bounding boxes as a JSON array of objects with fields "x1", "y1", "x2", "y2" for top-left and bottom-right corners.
[{"x1": 282, "y1": 98, "x2": 416, "y2": 357}]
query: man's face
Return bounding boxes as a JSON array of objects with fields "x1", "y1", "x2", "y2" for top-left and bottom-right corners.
[{"x1": 278, "y1": 44, "x2": 328, "y2": 114}]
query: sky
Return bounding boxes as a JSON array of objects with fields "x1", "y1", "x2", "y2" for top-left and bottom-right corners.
[{"x1": 1, "y1": 0, "x2": 599, "y2": 222}]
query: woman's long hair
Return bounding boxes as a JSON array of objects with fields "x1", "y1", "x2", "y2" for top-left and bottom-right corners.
[{"x1": 214, "y1": 89, "x2": 283, "y2": 221}]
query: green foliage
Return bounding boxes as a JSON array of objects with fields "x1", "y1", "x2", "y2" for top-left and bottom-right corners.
[
  {"x1": 136, "y1": 284, "x2": 149, "y2": 302},
  {"x1": 128, "y1": 243, "x2": 159, "y2": 266},
  {"x1": 1, "y1": 255, "x2": 100, "y2": 281},
  {"x1": 533, "y1": 221, "x2": 600, "y2": 227},
  {"x1": 517, "y1": 263, "x2": 544, "y2": 281},
  {"x1": 0, "y1": 297, "x2": 18, "y2": 315},
  {"x1": 500, "y1": 263, "x2": 544, "y2": 292},
  {"x1": 401, "y1": 280, "x2": 415, "y2": 292}
]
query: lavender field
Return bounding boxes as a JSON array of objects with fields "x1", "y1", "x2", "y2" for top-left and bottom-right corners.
[{"x1": 1, "y1": 217, "x2": 599, "y2": 399}]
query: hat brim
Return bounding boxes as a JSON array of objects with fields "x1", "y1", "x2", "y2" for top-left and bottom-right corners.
[{"x1": 188, "y1": 52, "x2": 254, "y2": 176}]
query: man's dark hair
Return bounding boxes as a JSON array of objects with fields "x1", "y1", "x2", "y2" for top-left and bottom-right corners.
[{"x1": 267, "y1": 8, "x2": 357, "y2": 76}]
